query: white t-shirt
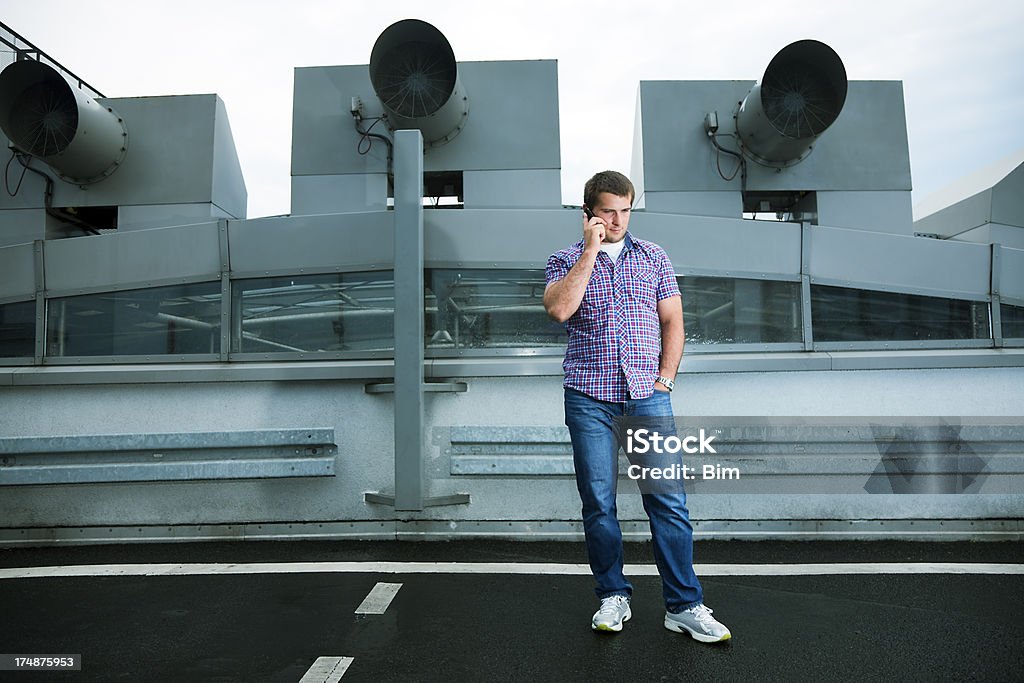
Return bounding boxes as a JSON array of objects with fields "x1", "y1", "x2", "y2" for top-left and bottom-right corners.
[{"x1": 599, "y1": 239, "x2": 626, "y2": 263}]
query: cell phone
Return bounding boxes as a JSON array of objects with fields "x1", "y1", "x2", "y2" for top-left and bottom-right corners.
[{"x1": 583, "y1": 206, "x2": 595, "y2": 220}]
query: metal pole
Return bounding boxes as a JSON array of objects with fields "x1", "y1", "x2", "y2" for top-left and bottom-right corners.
[
  {"x1": 392, "y1": 130, "x2": 425, "y2": 511},
  {"x1": 33, "y1": 240, "x2": 45, "y2": 364},
  {"x1": 800, "y1": 222, "x2": 814, "y2": 351},
  {"x1": 991, "y1": 243, "x2": 1003, "y2": 348}
]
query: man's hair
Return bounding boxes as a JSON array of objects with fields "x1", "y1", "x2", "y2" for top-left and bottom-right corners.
[{"x1": 583, "y1": 170, "x2": 634, "y2": 209}]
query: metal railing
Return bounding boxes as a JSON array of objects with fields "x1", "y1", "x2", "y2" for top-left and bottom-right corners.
[{"x1": 0, "y1": 20, "x2": 104, "y2": 98}]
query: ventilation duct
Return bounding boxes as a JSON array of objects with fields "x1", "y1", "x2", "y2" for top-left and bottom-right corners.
[
  {"x1": 0, "y1": 60, "x2": 127, "y2": 184},
  {"x1": 369, "y1": 19, "x2": 469, "y2": 148},
  {"x1": 735, "y1": 40, "x2": 847, "y2": 167}
]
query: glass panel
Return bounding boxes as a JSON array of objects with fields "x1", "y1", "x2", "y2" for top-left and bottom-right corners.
[
  {"x1": 426, "y1": 269, "x2": 566, "y2": 349},
  {"x1": 233, "y1": 272, "x2": 394, "y2": 353},
  {"x1": 680, "y1": 276, "x2": 801, "y2": 344},
  {"x1": 1001, "y1": 303, "x2": 1024, "y2": 339},
  {"x1": 46, "y1": 283, "x2": 221, "y2": 357},
  {"x1": 812, "y1": 285, "x2": 990, "y2": 342},
  {"x1": 0, "y1": 300, "x2": 35, "y2": 358}
]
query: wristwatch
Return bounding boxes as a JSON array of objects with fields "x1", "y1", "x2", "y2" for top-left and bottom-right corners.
[{"x1": 655, "y1": 376, "x2": 675, "y2": 391}]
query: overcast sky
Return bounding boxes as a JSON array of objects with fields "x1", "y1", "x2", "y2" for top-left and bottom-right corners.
[{"x1": 5, "y1": 0, "x2": 1023, "y2": 219}]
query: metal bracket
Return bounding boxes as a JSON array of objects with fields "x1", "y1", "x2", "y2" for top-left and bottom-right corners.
[
  {"x1": 364, "y1": 381, "x2": 468, "y2": 394},
  {"x1": 363, "y1": 492, "x2": 471, "y2": 507}
]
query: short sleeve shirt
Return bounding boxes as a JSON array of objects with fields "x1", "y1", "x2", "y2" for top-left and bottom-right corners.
[{"x1": 545, "y1": 233, "x2": 681, "y2": 402}]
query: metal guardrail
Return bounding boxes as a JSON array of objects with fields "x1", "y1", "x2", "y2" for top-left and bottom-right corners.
[
  {"x1": 0, "y1": 429, "x2": 337, "y2": 485},
  {"x1": 446, "y1": 420, "x2": 1024, "y2": 495},
  {"x1": 0, "y1": 20, "x2": 104, "y2": 97}
]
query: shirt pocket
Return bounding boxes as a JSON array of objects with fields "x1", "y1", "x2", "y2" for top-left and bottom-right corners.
[
  {"x1": 625, "y1": 267, "x2": 657, "y2": 308},
  {"x1": 578, "y1": 271, "x2": 611, "y2": 318}
]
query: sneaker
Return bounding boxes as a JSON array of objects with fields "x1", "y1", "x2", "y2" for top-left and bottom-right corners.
[
  {"x1": 664, "y1": 603, "x2": 731, "y2": 642},
  {"x1": 592, "y1": 595, "x2": 631, "y2": 632}
]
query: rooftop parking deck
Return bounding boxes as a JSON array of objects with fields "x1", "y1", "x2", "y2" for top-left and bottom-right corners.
[{"x1": 1, "y1": 540, "x2": 1021, "y2": 681}]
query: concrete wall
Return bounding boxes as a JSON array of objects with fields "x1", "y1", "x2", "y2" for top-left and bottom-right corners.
[{"x1": 1, "y1": 367, "x2": 1021, "y2": 543}]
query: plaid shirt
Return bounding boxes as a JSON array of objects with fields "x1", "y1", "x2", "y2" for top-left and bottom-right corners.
[{"x1": 545, "y1": 233, "x2": 681, "y2": 402}]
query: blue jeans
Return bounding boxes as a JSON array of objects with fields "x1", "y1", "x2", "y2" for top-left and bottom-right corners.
[{"x1": 564, "y1": 387, "x2": 703, "y2": 612}]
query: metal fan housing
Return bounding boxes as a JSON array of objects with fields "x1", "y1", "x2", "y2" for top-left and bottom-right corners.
[
  {"x1": 735, "y1": 40, "x2": 847, "y2": 167},
  {"x1": 369, "y1": 19, "x2": 469, "y2": 148},
  {"x1": 0, "y1": 60, "x2": 128, "y2": 184}
]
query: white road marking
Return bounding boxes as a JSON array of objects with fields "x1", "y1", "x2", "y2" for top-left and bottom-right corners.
[
  {"x1": 355, "y1": 582, "x2": 402, "y2": 614},
  {"x1": 298, "y1": 656, "x2": 353, "y2": 683},
  {"x1": 1, "y1": 561, "x2": 1022, "y2": 580}
]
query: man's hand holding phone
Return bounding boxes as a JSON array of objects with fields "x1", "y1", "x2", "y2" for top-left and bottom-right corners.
[{"x1": 583, "y1": 206, "x2": 605, "y2": 252}]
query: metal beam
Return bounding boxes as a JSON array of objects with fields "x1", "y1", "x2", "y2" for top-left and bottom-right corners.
[
  {"x1": 364, "y1": 130, "x2": 469, "y2": 510},
  {"x1": 218, "y1": 219, "x2": 231, "y2": 361},
  {"x1": 992, "y1": 243, "x2": 1004, "y2": 348},
  {"x1": 801, "y1": 222, "x2": 813, "y2": 351},
  {"x1": 33, "y1": 240, "x2": 44, "y2": 364},
  {"x1": 392, "y1": 130, "x2": 426, "y2": 510}
]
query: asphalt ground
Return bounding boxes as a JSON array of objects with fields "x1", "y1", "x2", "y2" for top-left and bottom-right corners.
[{"x1": 1, "y1": 541, "x2": 1022, "y2": 682}]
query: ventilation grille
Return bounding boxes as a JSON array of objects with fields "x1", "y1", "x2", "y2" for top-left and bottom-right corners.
[
  {"x1": 8, "y1": 81, "x2": 78, "y2": 156},
  {"x1": 372, "y1": 41, "x2": 456, "y2": 118},
  {"x1": 761, "y1": 68, "x2": 842, "y2": 139}
]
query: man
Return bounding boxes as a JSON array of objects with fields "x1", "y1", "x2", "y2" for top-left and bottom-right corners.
[{"x1": 543, "y1": 170, "x2": 730, "y2": 643}]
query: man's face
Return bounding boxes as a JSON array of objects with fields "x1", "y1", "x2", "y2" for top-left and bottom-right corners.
[{"x1": 592, "y1": 192, "x2": 632, "y2": 244}]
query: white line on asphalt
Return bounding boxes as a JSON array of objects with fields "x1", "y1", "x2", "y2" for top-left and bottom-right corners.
[
  {"x1": 298, "y1": 656, "x2": 353, "y2": 683},
  {"x1": 355, "y1": 582, "x2": 402, "y2": 614},
  {"x1": 1, "y1": 561, "x2": 1023, "y2": 580}
]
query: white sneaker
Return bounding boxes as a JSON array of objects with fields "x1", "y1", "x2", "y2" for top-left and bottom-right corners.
[
  {"x1": 664, "y1": 603, "x2": 731, "y2": 642},
  {"x1": 592, "y1": 595, "x2": 631, "y2": 632}
]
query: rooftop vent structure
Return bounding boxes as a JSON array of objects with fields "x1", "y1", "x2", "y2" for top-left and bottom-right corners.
[
  {"x1": 369, "y1": 18, "x2": 469, "y2": 148},
  {"x1": 0, "y1": 59, "x2": 127, "y2": 184},
  {"x1": 735, "y1": 39, "x2": 848, "y2": 167}
]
